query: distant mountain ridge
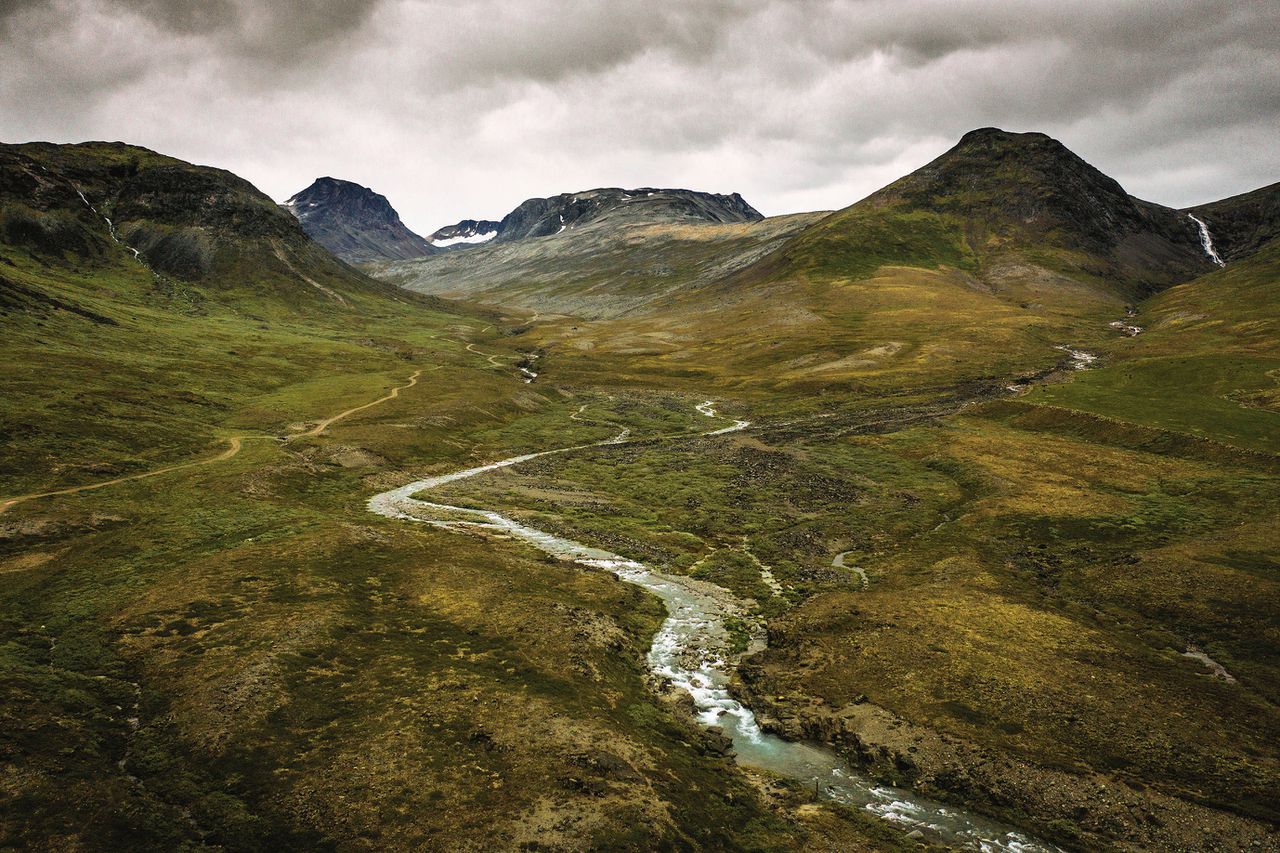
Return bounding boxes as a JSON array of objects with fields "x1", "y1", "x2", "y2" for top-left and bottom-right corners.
[
  {"x1": 428, "y1": 219, "x2": 500, "y2": 249},
  {"x1": 426, "y1": 187, "x2": 764, "y2": 250},
  {"x1": 378, "y1": 127, "x2": 1280, "y2": 320},
  {"x1": 490, "y1": 187, "x2": 763, "y2": 242},
  {"x1": 283, "y1": 177, "x2": 435, "y2": 264},
  {"x1": 280, "y1": 179, "x2": 765, "y2": 261}
]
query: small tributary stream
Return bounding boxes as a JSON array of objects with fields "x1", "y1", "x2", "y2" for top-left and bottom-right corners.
[{"x1": 368, "y1": 405, "x2": 1055, "y2": 851}]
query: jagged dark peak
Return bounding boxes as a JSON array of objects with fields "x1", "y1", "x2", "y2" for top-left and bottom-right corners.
[
  {"x1": 282, "y1": 177, "x2": 433, "y2": 264},
  {"x1": 285, "y1": 177, "x2": 398, "y2": 223},
  {"x1": 955, "y1": 126, "x2": 1056, "y2": 147},
  {"x1": 491, "y1": 186, "x2": 763, "y2": 243},
  {"x1": 768, "y1": 128, "x2": 1220, "y2": 294},
  {"x1": 1185, "y1": 181, "x2": 1280, "y2": 263}
]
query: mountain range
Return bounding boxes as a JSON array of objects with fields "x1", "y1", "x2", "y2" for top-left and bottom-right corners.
[
  {"x1": 367, "y1": 128, "x2": 1263, "y2": 325},
  {"x1": 286, "y1": 179, "x2": 767, "y2": 264}
]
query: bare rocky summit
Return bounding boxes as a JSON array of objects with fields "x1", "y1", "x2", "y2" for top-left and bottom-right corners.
[{"x1": 283, "y1": 177, "x2": 434, "y2": 264}]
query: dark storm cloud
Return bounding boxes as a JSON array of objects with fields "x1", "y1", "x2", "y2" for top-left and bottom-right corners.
[
  {"x1": 1, "y1": 0, "x2": 1277, "y2": 231},
  {"x1": 2, "y1": 0, "x2": 380, "y2": 42}
]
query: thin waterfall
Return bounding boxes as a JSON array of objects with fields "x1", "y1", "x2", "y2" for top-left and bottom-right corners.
[{"x1": 1188, "y1": 213, "x2": 1226, "y2": 267}]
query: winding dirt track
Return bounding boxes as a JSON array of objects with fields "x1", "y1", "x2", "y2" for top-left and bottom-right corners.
[
  {"x1": 286, "y1": 369, "x2": 423, "y2": 440},
  {"x1": 0, "y1": 368, "x2": 423, "y2": 515},
  {"x1": 464, "y1": 343, "x2": 509, "y2": 368},
  {"x1": 0, "y1": 437, "x2": 244, "y2": 515}
]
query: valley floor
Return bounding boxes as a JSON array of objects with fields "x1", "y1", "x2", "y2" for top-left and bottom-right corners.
[{"x1": 2, "y1": 263, "x2": 1278, "y2": 851}]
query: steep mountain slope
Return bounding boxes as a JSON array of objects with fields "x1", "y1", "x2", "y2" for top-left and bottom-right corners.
[
  {"x1": 384, "y1": 129, "x2": 1230, "y2": 339},
  {"x1": 1034, "y1": 234, "x2": 1280, "y2": 451},
  {"x1": 283, "y1": 176, "x2": 435, "y2": 263},
  {"x1": 761, "y1": 128, "x2": 1216, "y2": 298},
  {"x1": 1185, "y1": 181, "x2": 1280, "y2": 263},
  {"x1": 2, "y1": 143, "x2": 411, "y2": 310}
]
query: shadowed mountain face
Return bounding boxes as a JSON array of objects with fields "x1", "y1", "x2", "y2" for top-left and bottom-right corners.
[
  {"x1": 4, "y1": 142, "x2": 299, "y2": 276},
  {"x1": 1186, "y1": 182, "x2": 1280, "y2": 263},
  {"x1": 283, "y1": 177, "x2": 435, "y2": 264},
  {"x1": 0, "y1": 142, "x2": 417, "y2": 309},
  {"x1": 767, "y1": 128, "x2": 1218, "y2": 296},
  {"x1": 377, "y1": 212, "x2": 820, "y2": 319}
]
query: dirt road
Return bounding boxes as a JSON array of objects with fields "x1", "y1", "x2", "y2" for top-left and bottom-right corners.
[{"x1": 1, "y1": 368, "x2": 423, "y2": 514}]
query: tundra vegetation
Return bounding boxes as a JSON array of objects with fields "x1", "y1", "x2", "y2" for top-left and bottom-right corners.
[{"x1": 1, "y1": 134, "x2": 1277, "y2": 850}]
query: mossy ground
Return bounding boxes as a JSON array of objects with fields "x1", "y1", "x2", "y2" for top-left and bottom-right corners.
[
  {"x1": 1, "y1": 241, "x2": 907, "y2": 849},
  {"x1": 3, "y1": 211, "x2": 1278, "y2": 849},
  {"x1": 412, "y1": 240, "x2": 1280, "y2": 848}
]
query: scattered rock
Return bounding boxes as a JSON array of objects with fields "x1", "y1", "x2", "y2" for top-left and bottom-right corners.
[{"x1": 701, "y1": 726, "x2": 735, "y2": 757}]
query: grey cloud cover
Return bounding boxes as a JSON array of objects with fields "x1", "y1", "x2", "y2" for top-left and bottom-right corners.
[{"x1": 1, "y1": 0, "x2": 1277, "y2": 232}]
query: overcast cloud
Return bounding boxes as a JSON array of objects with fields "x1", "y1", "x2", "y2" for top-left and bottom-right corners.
[{"x1": 2, "y1": 0, "x2": 1277, "y2": 232}]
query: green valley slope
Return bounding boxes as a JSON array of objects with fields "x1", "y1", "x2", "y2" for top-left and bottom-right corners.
[
  {"x1": 354, "y1": 130, "x2": 1280, "y2": 849},
  {"x1": 3, "y1": 132, "x2": 1278, "y2": 853},
  {"x1": 2, "y1": 143, "x2": 883, "y2": 851}
]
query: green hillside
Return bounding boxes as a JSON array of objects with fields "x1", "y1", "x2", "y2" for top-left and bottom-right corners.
[{"x1": 0, "y1": 143, "x2": 884, "y2": 850}]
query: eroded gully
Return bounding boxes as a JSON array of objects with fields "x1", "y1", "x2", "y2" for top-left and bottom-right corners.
[{"x1": 368, "y1": 402, "x2": 1056, "y2": 851}]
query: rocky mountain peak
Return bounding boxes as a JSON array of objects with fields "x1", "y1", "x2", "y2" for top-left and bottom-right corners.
[{"x1": 282, "y1": 177, "x2": 434, "y2": 264}]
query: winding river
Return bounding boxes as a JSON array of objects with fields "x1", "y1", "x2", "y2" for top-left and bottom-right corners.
[{"x1": 368, "y1": 404, "x2": 1054, "y2": 851}]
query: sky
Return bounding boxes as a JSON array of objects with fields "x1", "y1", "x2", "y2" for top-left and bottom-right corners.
[{"x1": 2, "y1": 0, "x2": 1278, "y2": 234}]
